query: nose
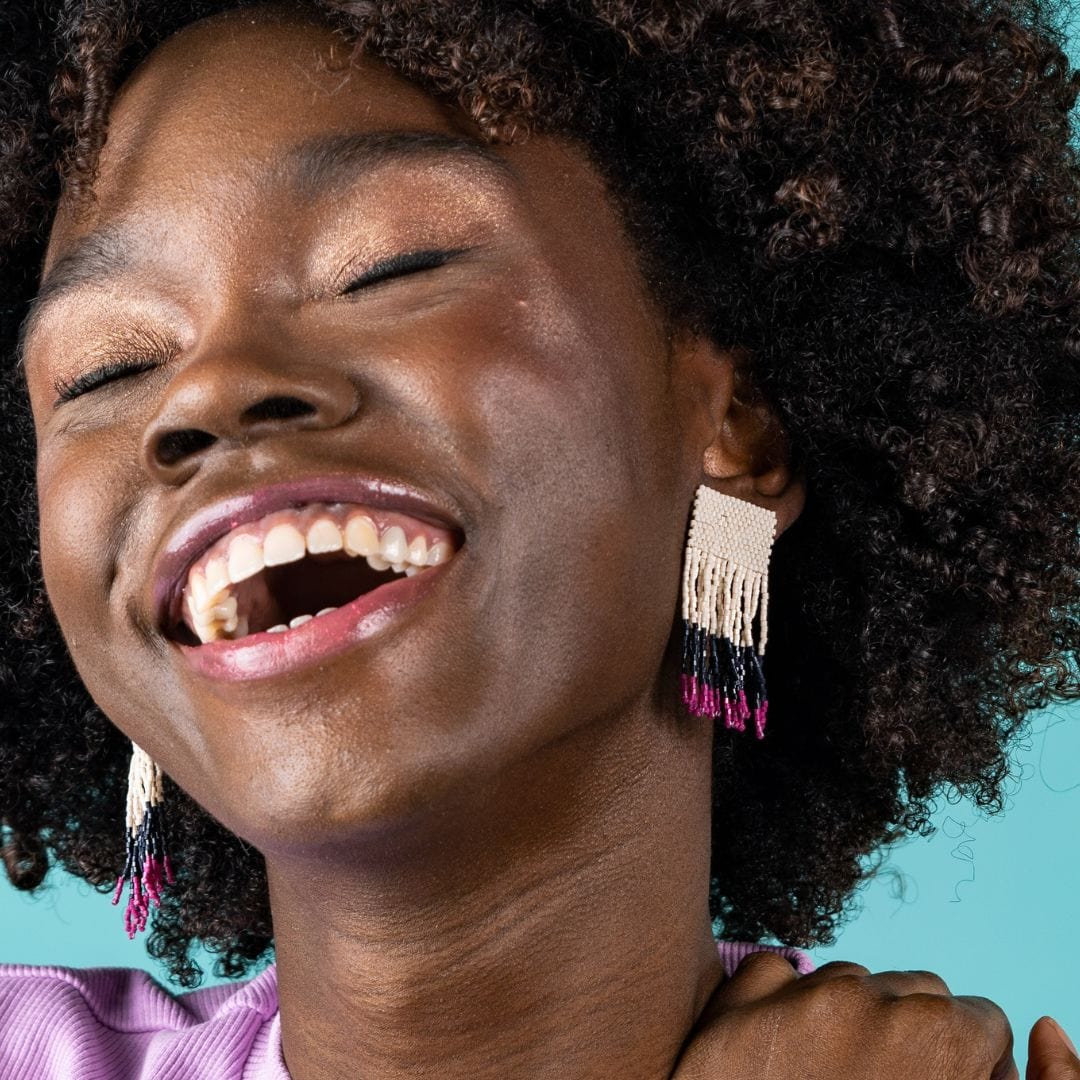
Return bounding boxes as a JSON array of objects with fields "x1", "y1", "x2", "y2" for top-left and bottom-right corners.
[{"x1": 141, "y1": 348, "x2": 360, "y2": 482}]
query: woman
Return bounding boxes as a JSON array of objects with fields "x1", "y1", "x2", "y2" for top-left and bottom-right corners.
[{"x1": 0, "y1": 1, "x2": 1077, "y2": 1077}]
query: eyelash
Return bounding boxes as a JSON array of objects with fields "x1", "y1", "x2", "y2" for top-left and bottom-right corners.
[
  {"x1": 53, "y1": 355, "x2": 167, "y2": 405},
  {"x1": 339, "y1": 247, "x2": 464, "y2": 293},
  {"x1": 52, "y1": 248, "x2": 465, "y2": 405}
]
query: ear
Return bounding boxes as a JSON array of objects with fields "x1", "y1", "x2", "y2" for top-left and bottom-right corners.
[{"x1": 672, "y1": 332, "x2": 805, "y2": 537}]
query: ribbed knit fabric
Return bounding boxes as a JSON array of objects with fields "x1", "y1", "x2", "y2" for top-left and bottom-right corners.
[
  {"x1": 0, "y1": 964, "x2": 286, "y2": 1080},
  {"x1": 0, "y1": 941, "x2": 813, "y2": 1078}
]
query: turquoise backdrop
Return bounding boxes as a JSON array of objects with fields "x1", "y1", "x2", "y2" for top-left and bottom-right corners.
[{"x1": 3, "y1": 8, "x2": 1080, "y2": 1076}]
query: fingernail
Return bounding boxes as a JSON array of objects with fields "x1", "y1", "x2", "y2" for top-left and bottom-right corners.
[{"x1": 1049, "y1": 1017, "x2": 1078, "y2": 1058}]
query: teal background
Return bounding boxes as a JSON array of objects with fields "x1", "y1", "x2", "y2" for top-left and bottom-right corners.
[
  {"x1": 2, "y1": 9, "x2": 1080, "y2": 1077},
  {"x1": 811, "y1": 702, "x2": 1080, "y2": 1065}
]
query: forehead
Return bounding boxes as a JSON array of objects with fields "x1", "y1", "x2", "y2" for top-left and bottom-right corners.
[
  {"x1": 25, "y1": 5, "x2": 632, "y2": 375},
  {"x1": 42, "y1": 7, "x2": 497, "y2": 273},
  {"x1": 25, "y1": 4, "x2": 639, "y2": 390}
]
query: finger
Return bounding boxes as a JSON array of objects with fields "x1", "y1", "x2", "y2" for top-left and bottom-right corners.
[
  {"x1": 799, "y1": 964, "x2": 951, "y2": 999},
  {"x1": 797, "y1": 960, "x2": 871, "y2": 982},
  {"x1": 707, "y1": 950, "x2": 800, "y2": 1013},
  {"x1": 1028, "y1": 1016, "x2": 1080, "y2": 1080},
  {"x1": 952, "y1": 994, "x2": 1016, "y2": 1080},
  {"x1": 989, "y1": 1026, "x2": 1019, "y2": 1080},
  {"x1": 864, "y1": 968, "x2": 951, "y2": 997}
]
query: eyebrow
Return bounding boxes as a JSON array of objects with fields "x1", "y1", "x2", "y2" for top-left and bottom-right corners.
[
  {"x1": 282, "y1": 129, "x2": 515, "y2": 198},
  {"x1": 18, "y1": 130, "x2": 515, "y2": 362}
]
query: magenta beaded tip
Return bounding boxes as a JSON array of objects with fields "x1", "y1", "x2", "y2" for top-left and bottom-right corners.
[
  {"x1": 678, "y1": 634, "x2": 769, "y2": 739},
  {"x1": 113, "y1": 789, "x2": 175, "y2": 938}
]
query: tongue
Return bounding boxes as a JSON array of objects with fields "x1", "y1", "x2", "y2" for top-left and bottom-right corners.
[{"x1": 231, "y1": 573, "x2": 281, "y2": 634}]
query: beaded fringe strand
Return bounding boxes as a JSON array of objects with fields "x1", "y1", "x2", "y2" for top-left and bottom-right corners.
[
  {"x1": 111, "y1": 743, "x2": 174, "y2": 938},
  {"x1": 679, "y1": 488, "x2": 776, "y2": 739}
]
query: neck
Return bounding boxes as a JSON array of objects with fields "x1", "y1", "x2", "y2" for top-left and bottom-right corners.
[{"x1": 268, "y1": 705, "x2": 723, "y2": 1080}]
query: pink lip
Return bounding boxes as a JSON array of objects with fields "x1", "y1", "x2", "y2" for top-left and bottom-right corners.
[
  {"x1": 152, "y1": 474, "x2": 464, "y2": 632},
  {"x1": 176, "y1": 557, "x2": 448, "y2": 682}
]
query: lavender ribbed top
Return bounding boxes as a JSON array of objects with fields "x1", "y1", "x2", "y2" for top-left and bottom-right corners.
[{"x1": 0, "y1": 941, "x2": 814, "y2": 1079}]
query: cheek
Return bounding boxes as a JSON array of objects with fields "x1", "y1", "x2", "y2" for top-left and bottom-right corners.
[
  {"x1": 415, "y1": 277, "x2": 685, "y2": 718},
  {"x1": 34, "y1": 429, "x2": 185, "y2": 760},
  {"x1": 36, "y1": 428, "x2": 141, "y2": 652}
]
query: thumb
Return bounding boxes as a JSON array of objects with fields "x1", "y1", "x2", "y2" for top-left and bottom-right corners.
[
  {"x1": 701, "y1": 950, "x2": 800, "y2": 1019},
  {"x1": 1028, "y1": 1016, "x2": 1080, "y2": 1079}
]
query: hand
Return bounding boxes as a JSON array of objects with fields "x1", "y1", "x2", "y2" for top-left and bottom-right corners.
[
  {"x1": 670, "y1": 952, "x2": 1018, "y2": 1079},
  {"x1": 1028, "y1": 1015, "x2": 1080, "y2": 1080}
]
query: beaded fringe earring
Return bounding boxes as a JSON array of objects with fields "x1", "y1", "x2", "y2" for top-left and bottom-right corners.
[
  {"x1": 679, "y1": 486, "x2": 777, "y2": 739},
  {"x1": 111, "y1": 742, "x2": 175, "y2": 938}
]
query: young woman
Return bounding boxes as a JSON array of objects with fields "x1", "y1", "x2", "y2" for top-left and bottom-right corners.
[{"x1": 1, "y1": 2, "x2": 1077, "y2": 1077}]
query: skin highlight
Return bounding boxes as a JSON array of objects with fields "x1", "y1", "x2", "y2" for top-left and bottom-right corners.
[{"x1": 21, "y1": 10, "x2": 804, "y2": 1078}]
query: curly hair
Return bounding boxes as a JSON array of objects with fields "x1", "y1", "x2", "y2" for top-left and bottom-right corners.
[{"x1": 1, "y1": 0, "x2": 1078, "y2": 988}]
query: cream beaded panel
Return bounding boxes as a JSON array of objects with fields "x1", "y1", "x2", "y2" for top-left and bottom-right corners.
[
  {"x1": 682, "y1": 487, "x2": 777, "y2": 654},
  {"x1": 686, "y1": 488, "x2": 776, "y2": 576}
]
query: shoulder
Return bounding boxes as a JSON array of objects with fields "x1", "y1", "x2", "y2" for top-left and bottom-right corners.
[{"x1": 0, "y1": 963, "x2": 287, "y2": 1079}]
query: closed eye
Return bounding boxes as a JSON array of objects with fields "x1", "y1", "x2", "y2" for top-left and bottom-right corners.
[
  {"x1": 53, "y1": 358, "x2": 160, "y2": 404},
  {"x1": 339, "y1": 247, "x2": 469, "y2": 295},
  {"x1": 51, "y1": 325, "x2": 177, "y2": 405},
  {"x1": 50, "y1": 251, "x2": 467, "y2": 404}
]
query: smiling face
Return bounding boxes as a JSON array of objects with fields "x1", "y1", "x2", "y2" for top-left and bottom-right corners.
[{"x1": 20, "y1": 6, "x2": 708, "y2": 853}]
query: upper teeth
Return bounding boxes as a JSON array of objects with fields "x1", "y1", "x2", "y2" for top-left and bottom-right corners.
[{"x1": 181, "y1": 503, "x2": 454, "y2": 645}]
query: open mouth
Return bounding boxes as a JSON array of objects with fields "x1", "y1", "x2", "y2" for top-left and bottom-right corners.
[{"x1": 172, "y1": 501, "x2": 459, "y2": 646}]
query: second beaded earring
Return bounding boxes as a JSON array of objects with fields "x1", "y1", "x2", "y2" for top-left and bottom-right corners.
[
  {"x1": 679, "y1": 486, "x2": 777, "y2": 739},
  {"x1": 111, "y1": 741, "x2": 175, "y2": 938}
]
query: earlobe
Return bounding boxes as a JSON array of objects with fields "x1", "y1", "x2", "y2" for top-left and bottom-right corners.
[
  {"x1": 702, "y1": 438, "x2": 806, "y2": 539},
  {"x1": 673, "y1": 332, "x2": 806, "y2": 537}
]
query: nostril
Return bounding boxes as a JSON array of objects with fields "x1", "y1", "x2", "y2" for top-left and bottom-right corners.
[
  {"x1": 144, "y1": 386, "x2": 352, "y2": 478},
  {"x1": 155, "y1": 428, "x2": 217, "y2": 468},
  {"x1": 242, "y1": 396, "x2": 318, "y2": 424}
]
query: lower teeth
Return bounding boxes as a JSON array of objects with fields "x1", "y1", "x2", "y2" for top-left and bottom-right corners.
[{"x1": 266, "y1": 606, "x2": 338, "y2": 635}]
